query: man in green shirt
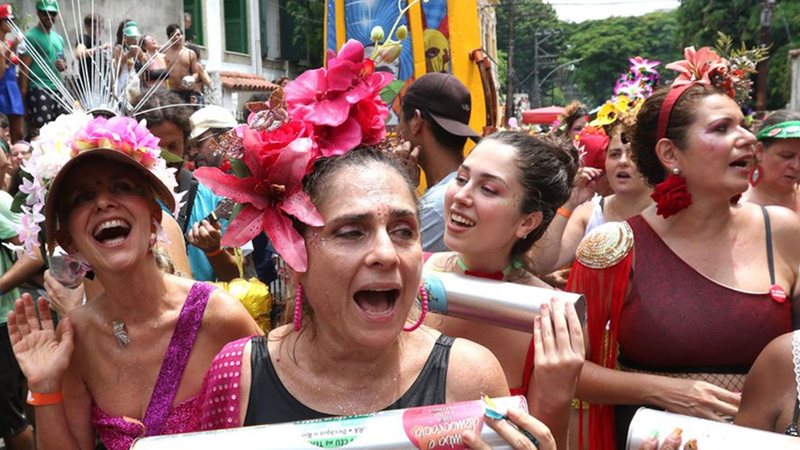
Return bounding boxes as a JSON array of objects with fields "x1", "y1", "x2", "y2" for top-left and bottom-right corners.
[{"x1": 18, "y1": 0, "x2": 67, "y2": 135}]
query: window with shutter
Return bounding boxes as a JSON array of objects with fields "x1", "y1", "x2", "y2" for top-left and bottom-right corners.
[
  {"x1": 183, "y1": 0, "x2": 204, "y2": 45},
  {"x1": 224, "y1": 0, "x2": 249, "y2": 54}
]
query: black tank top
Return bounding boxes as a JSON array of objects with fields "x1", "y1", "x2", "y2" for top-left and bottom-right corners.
[{"x1": 243, "y1": 334, "x2": 454, "y2": 425}]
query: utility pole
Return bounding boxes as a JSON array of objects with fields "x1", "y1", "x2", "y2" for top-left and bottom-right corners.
[
  {"x1": 530, "y1": 31, "x2": 555, "y2": 108},
  {"x1": 505, "y1": 1, "x2": 515, "y2": 125},
  {"x1": 533, "y1": 34, "x2": 540, "y2": 108},
  {"x1": 756, "y1": 0, "x2": 776, "y2": 111}
]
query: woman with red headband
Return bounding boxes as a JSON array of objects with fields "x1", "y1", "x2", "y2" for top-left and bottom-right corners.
[{"x1": 567, "y1": 46, "x2": 800, "y2": 449}]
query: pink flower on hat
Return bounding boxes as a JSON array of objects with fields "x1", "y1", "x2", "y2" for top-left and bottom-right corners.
[
  {"x1": 71, "y1": 116, "x2": 161, "y2": 168},
  {"x1": 666, "y1": 46, "x2": 728, "y2": 87}
]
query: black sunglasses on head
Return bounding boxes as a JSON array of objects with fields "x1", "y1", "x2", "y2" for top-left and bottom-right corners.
[{"x1": 39, "y1": 10, "x2": 58, "y2": 17}]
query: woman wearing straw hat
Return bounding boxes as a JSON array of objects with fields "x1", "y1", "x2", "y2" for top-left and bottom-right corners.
[{"x1": 7, "y1": 115, "x2": 261, "y2": 450}]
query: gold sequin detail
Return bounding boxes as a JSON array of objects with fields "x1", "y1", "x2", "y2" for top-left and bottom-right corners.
[{"x1": 575, "y1": 222, "x2": 634, "y2": 269}]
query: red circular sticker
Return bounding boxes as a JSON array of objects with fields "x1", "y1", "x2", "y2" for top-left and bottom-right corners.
[
  {"x1": 768, "y1": 127, "x2": 782, "y2": 137},
  {"x1": 769, "y1": 284, "x2": 787, "y2": 304}
]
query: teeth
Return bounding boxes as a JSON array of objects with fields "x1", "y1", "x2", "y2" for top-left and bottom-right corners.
[
  {"x1": 93, "y1": 219, "x2": 131, "y2": 237},
  {"x1": 451, "y1": 213, "x2": 475, "y2": 227}
]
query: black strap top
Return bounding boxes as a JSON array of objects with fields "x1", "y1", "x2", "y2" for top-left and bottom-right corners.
[{"x1": 243, "y1": 334, "x2": 454, "y2": 425}]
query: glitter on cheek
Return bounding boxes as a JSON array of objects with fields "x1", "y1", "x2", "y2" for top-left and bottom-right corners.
[{"x1": 506, "y1": 193, "x2": 522, "y2": 209}]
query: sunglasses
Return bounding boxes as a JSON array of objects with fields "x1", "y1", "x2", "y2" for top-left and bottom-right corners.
[{"x1": 39, "y1": 11, "x2": 58, "y2": 17}]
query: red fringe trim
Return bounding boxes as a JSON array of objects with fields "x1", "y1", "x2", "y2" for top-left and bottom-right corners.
[{"x1": 566, "y1": 252, "x2": 633, "y2": 450}]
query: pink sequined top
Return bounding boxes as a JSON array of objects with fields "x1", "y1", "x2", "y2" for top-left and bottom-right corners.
[
  {"x1": 91, "y1": 282, "x2": 214, "y2": 450},
  {"x1": 196, "y1": 336, "x2": 250, "y2": 430}
]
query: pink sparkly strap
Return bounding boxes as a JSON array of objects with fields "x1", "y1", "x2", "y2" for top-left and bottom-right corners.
[
  {"x1": 142, "y1": 282, "x2": 213, "y2": 436},
  {"x1": 197, "y1": 336, "x2": 252, "y2": 430}
]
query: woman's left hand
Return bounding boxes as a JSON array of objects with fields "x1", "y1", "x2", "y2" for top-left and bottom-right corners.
[
  {"x1": 531, "y1": 299, "x2": 586, "y2": 408},
  {"x1": 462, "y1": 408, "x2": 556, "y2": 450},
  {"x1": 44, "y1": 270, "x2": 85, "y2": 317}
]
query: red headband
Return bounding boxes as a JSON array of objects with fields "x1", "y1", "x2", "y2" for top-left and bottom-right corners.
[{"x1": 655, "y1": 83, "x2": 695, "y2": 141}]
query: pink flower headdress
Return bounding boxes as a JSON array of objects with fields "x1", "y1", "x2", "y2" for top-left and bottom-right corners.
[
  {"x1": 14, "y1": 114, "x2": 180, "y2": 256},
  {"x1": 193, "y1": 39, "x2": 394, "y2": 272},
  {"x1": 657, "y1": 34, "x2": 768, "y2": 140}
]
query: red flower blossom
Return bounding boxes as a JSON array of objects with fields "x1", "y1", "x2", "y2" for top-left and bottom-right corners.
[
  {"x1": 651, "y1": 174, "x2": 692, "y2": 218},
  {"x1": 353, "y1": 94, "x2": 390, "y2": 145}
]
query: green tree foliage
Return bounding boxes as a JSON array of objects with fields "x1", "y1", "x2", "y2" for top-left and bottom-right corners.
[
  {"x1": 285, "y1": 0, "x2": 325, "y2": 68},
  {"x1": 677, "y1": 0, "x2": 800, "y2": 110},
  {"x1": 496, "y1": 0, "x2": 565, "y2": 104},
  {"x1": 564, "y1": 11, "x2": 682, "y2": 106}
]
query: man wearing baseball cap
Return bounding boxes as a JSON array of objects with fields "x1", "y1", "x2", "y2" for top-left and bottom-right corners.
[
  {"x1": 19, "y1": 0, "x2": 67, "y2": 135},
  {"x1": 398, "y1": 72, "x2": 481, "y2": 252},
  {"x1": 187, "y1": 105, "x2": 238, "y2": 168}
]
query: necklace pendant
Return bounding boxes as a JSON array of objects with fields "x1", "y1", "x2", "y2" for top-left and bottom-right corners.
[{"x1": 112, "y1": 320, "x2": 131, "y2": 347}]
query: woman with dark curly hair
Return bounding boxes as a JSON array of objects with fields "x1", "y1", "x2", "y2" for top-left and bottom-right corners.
[
  {"x1": 568, "y1": 76, "x2": 800, "y2": 448},
  {"x1": 423, "y1": 131, "x2": 585, "y2": 450}
]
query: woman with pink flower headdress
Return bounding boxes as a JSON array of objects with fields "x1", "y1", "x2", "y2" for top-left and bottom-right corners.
[
  {"x1": 566, "y1": 44, "x2": 800, "y2": 450},
  {"x1": 6, "y1": 114, "x2": 261, "y2": 450},
  {"x1": 186, "y1": 40, "x2": 566, "y2": 449}
]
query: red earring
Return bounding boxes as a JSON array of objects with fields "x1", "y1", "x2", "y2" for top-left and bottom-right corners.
[{"x1": 651, "y1": 167, "x2": 692, "y2": 218}]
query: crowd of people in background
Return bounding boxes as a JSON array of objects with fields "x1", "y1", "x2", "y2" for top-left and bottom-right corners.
[{"x1": 0, "y1": 2, "x2": 797, "y2": 450}]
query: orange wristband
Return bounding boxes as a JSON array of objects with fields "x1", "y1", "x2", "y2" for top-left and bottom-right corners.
[
  {"x1": 27, "y1": 390, "x2": 63, "y2": 406},
  {"x1": 557, "y1": 207, "x2": 572, "y2": 219},
  {"x1": 204, "y1": 248, "x2": 225, "y2": 257}
]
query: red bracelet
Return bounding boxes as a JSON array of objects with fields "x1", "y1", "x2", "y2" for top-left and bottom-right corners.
[
  {"x1": 205, "y1": 248, "x2": 225, "y2": 257},
  {"x1": 27, "y1": 390, "x2": 63, "y2": 406},
  {"x1": 557, "y1": 207, "x2": 573, "y2": 219}
]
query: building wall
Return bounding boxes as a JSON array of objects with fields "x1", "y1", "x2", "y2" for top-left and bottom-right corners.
[
  {"x1": 202, "y1": 0, "x2": 287, "y2": 112},
  {"x1": 16, "y1": 0, "x2": 181, "y2": 49},
  {"x1": 478, "y1": 0, "x2": 500, "y2": 120}
]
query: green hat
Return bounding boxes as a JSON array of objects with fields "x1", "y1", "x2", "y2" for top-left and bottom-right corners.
[
  {"x1": 36, "y1": 0, "x2": 59, "y2": 13},
  {"x1": 756, "y1": 121, "x2": 800, "y2": 141},
  {"x1": 123, "y1": 21, "x2": 141, "y2": 38}
]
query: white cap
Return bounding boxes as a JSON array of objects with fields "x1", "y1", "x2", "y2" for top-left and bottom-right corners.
[{"x1": 190, "y1": 105, "x2": 238, "y2": 140}]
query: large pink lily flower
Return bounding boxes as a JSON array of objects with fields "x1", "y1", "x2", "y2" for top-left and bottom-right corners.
[
  {"x1": 193, "y1": 121, "x2": 323, "y2": 272},
  {"x1": 666, "y1": 46, "x2": 728, "y2": 86}
]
